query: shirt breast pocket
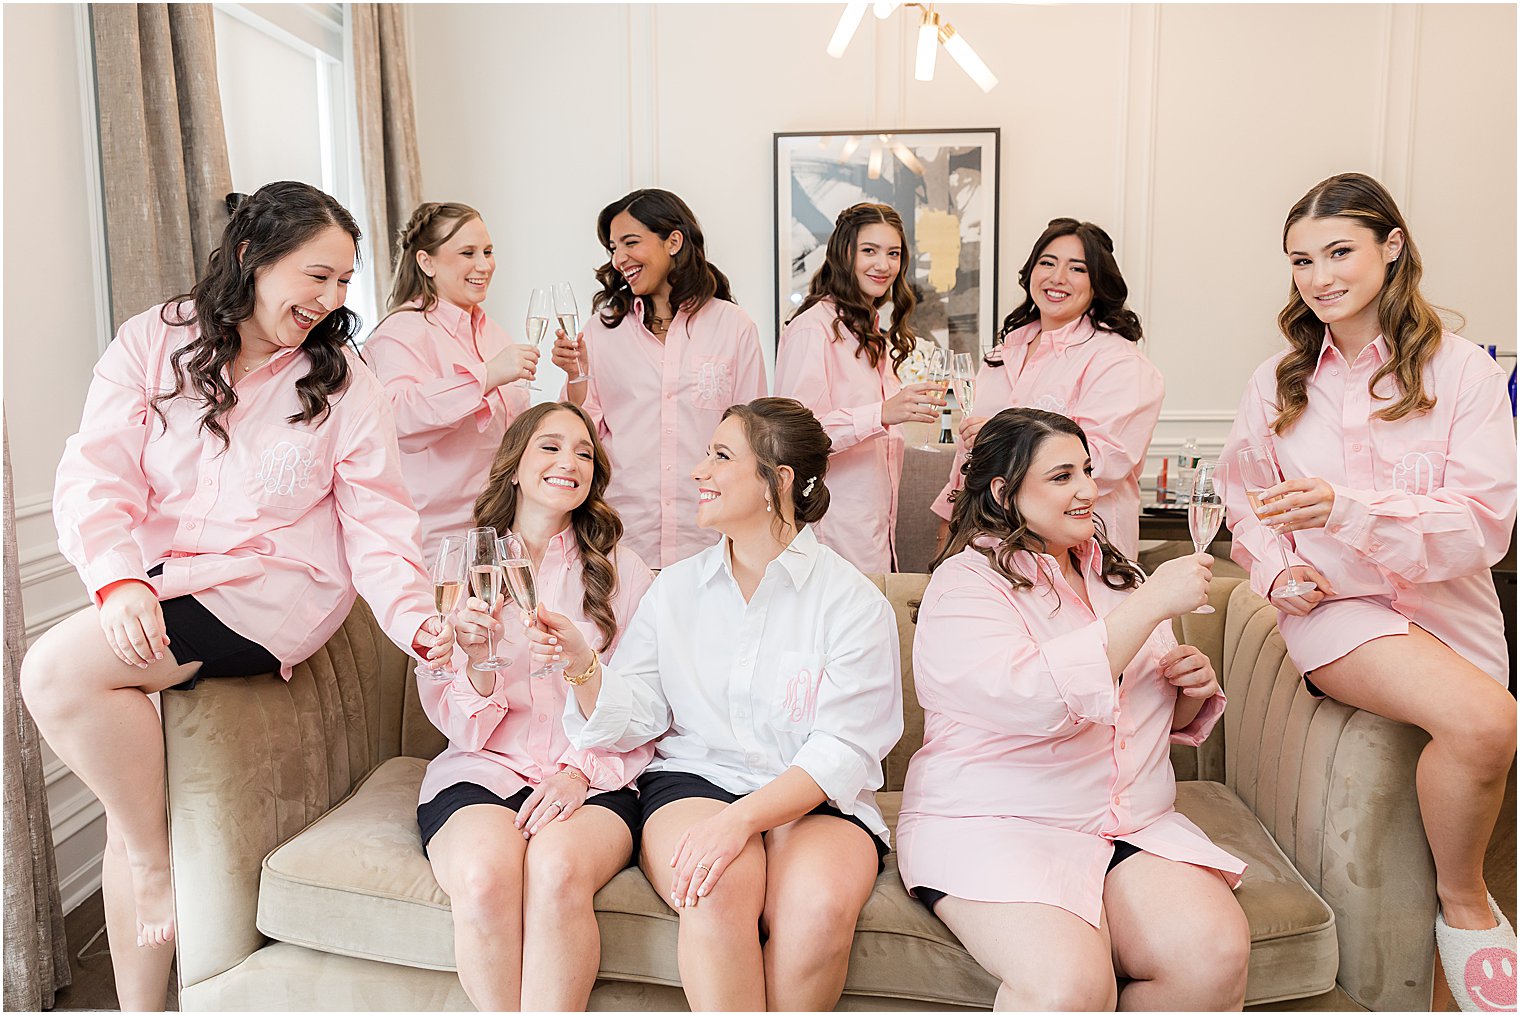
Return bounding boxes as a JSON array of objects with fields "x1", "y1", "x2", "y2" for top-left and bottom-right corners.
[
  {"x1": 1384, "y1": 438, "x2": 1448, "y2": 496},
  {"x1": 246, "y1": 423, "x2": 331, "y2": 514},
  {"x1": 690, "y1": 356, "x2": 735, "y2": 411},
  {"x1": 768, "y1": 650, "x2": 826, "y2": 736}
]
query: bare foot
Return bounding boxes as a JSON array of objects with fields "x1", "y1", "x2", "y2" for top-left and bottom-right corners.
[{"x1": 129, "y1": 855, "x2": 176, "y2": 948}]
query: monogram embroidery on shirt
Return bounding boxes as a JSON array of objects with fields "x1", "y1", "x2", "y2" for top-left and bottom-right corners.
[
  {"x1": 1391, "y1": 450, "x2": 1445, "y2": 495},
  {"x1": 256, "y1": 441, "x2": 317, "y2": 496},
  {"x1": 694, "y1": 360, "x2": 733, "y2": 403},
  {"x1": 1033, "y1": 393, "x2": 1069, "y2": 415},
  {"x1": 781, "y1": 666, "x2": 823, "y2": 727}
]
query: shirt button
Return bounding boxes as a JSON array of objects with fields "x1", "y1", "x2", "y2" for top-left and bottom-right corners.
[
  {"x1": 1112, "y1": 794, "x2": 1121, "y2": 805},
  {"x1": 537, "y1": 714, "x2": 548, "y2": 724},
  {"x1": 203, "y1": 478, "x2": 213, "y2": 487},
  {"x1": 1352, "y1": 442, "x2": 1362, "y2": 452},
  {"x1": 747, "y1": 754, "x2": 761, "y2": 765},
  {"x1": 1331, "y1": 368, "x2": 1340, "y2": 376},
  {"x1": 186, "y1": 521, "x2": 197, "y2": 531},
  {"x1": 736, "y1": 708, "x2": 747, "y2": 719},
  {"x1": 1119, "y1": 740, "x2": 1128, "y2": 750}
]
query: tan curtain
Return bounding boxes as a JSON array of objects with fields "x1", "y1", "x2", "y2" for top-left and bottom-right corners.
[
  {"x1": 3, "y1": 416, "x2": 71, "y2": 1009},
  {"x1": 351, "y1": 3, "x2": 424, "y2": 303},
  {"x1": 90, "y1": 3, "x2": 234, "y2": 330}
]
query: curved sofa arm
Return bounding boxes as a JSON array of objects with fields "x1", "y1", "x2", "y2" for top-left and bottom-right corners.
[
  {"x1": 163, "y1": 598, "x2": 407, "y2": 993},
  {"x1": 1216, "y1": 579, "x2": 1436, "y2": 1011}
]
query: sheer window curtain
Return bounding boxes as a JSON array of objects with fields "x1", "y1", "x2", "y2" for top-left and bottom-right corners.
[{"x1": 350, "y1": 3, "x2": 423, "y2": 303}]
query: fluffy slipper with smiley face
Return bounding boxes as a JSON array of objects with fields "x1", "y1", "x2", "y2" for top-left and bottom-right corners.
[{"x1": 1437, "y1": 895, "x2": 1517, "y2": 1012}]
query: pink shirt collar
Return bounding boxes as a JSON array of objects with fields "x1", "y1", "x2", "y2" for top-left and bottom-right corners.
[
  {"x1": 416, "y1": 296, "x2": 483, "y2": 345},
  {"x1": 992, "y1": 314, "x2": 1099, "y2": 364},
  {"x1": 1311, "y1": 328, "x2": 1390, "y2": 380}
]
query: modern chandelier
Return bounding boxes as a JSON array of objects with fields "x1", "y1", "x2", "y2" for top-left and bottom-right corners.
[{"x1": 826, "y1": 2, "x2": 998, "y2": 93}]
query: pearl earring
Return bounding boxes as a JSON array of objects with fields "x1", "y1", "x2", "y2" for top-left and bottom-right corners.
[{"x1": 765, "y1": 498, "x2": 772, "y2": 513}]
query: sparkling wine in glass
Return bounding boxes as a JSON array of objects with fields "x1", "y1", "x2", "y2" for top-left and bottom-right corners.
[
  {"x1": 1187, "y1": 461, "x2": 1225, "y2": 615},
  {"x1": 523, "y1": 288, "x2": 553, "y2": 397},
  {"x1": 952, "y1": 352, "x2": 976, "y2": 417},
  {"x1": 467, "y1": 526, "x2": 510, "y2": 671},
  {"x1": 419, "y1": 534, "x2": 467, "y2": 677},
  {"x1": 552, "y1": 281, "x2": 587, "y2": 383},
  {"x1": 1236, "y1": 443, "x2": 1317, "y2": 600},
  {"x1": 498, "y1": 533, "x2": 560, "y2": 678},
  {"x1": 914, "y1": 346, "x2": 951, "y2": 453}
]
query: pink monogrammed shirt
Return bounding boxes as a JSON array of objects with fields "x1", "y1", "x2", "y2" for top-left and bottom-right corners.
[
  {"x1": 417, "y1": 531, "x2": 655, "y2": 805},
  {"x1": 932, "y1": 316, "x2": 1164, "y2": 560},
  {"x1": 775, "y1": 299, "x2": 904, "y2": 574},
  {"x1": 895, "y1": 539, "x2": 1244, "y2": 927},
  {"x1": 363, "y1": 298, "x2": 529, "y2": 562},
  {"x1": 566, "y1": 297, "x2": 767, "y2": 568},
  {"x1": 1222, "y1": 330, "x2": 1516, "y2": 684},
  {"x1": 54, "y1": 303, "x2": 437, "y2": 678}
]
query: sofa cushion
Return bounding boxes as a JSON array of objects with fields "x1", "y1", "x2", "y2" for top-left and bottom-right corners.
[{"x1": 260, "y1": 760, "x2": 1336, "y2": 1008}]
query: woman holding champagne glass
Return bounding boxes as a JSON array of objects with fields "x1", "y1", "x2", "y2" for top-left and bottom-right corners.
[
  {"x1": 1221, "y1": 173, "x2": 1516, "y2": 1008},
  {"x1": 21, "y1": 182, "x2": 453, "y2": 1011},
  {"x1": 364, "y1": 202, "x2": 537, "y2": 561},
  {"x1": 549, "y1": 188, "x2": 767, "y2": 568},
  {"x1": 933, "y1": 218, "x2": 1163, "y2": 559},
  {"x1": 416, "y1": 401, "x2": 655, "y2": 1011},
  {"x1": 775, "y1": 202, "x2": 945, "y2": 573}
]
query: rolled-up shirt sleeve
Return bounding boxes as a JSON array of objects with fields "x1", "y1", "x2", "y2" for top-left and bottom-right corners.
[
  {"x1": 1171, "y1": 690, "x2": 1226, "y2": 747},
  {"x1": 415, "y1": 665, "x2": 511, "y2": 753},
  {"x1": 775, "y1": 314, "x2": 885, "y2": 453},
  {"x1": 364, "y1": 322, "x2": 494, "y2": 451},
  {"x1": 564, "y1": 587, "x2": 673, "y2": 752},
  {"x1": 790, "y1": 594, "x2": 902, "y2": 815}
]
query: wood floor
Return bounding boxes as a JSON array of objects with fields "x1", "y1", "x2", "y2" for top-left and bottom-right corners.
[{"x1": 50, "y1": 766, "x2": 1516, "y2": 1012}]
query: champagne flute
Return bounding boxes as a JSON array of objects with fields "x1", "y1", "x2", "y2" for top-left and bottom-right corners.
[
  {"x1": 552, "y1": 281, "x2": 587, "y2": 383},
  {"x1": 1187, "y1": 461, "x2": 1224, "y2": 615},
  {"x1": 913, "y1": 346, "x2": 950, "y2": 453},
  {"x1": 1236, "y1": 442, "x2": 1318, "y2": 600},
  {"x1": 467, "y1": 526, "x2": 510, "y2": 671},
  {"x1": 523, "y1": 287, "x2": 553, "y2": 397},
  {"x1": 952, "y1": 352, "x2": 977, "y2": 417},
  {"x1": 418, "y1": 534, "x2": 467, "y2": 677},
  {"x1": 497, "y1": 532, "x2": 560, "y2": 679}
]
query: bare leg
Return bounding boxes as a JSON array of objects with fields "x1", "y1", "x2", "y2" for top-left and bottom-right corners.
[
  {"x1": 934, "y1": 896, "x2": 1117, "y2": 1011},
  {"x1": 427, "y1": 804, "x2": 530, "y2": 1011},
  {"x1": 20, "y1": 607, "x2": 198, "y2": 1006},
  {"x1": 519, "y1": 804, "x2": 633, "y2": 1011},
  {"x1": 641, "y1": 798, "x2": 767, "y2": 1011},
  {"x1": 1310, "y1": 626, "x2": 1517, "y2": 930},
  {"x1": 759, "y1": 813, "x2": 878, "y2": 1010},
  {"x1": 1103, "y1": 852, "x2": 1250, "y2": 1011},
  {"x1": 101, "y1": 825, "x2": 175, "y2": 1011}
]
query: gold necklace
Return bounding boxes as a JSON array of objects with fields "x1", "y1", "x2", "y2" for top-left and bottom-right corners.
[{"x1": 237, "y1": 350, "x2": 277, "y2": 374}]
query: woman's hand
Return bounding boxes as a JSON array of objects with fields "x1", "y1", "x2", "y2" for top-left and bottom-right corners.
[
  {"x1": 1138, "y1": 553, "x2": 1213, "y2": 620},
  {"x1": 668, "y1": 806, "x2": 754, "y2": 908},
  {"x1": 452, "y1": 596, "x2": 505, "y2": 668},
  {"x1": 485, "y1": 344, "x2": 540, "y2": 389},
  {"x1": 98, "y1": 579, "x2": 168, "y2": 668},
  {"x1": 412, "y1": 615, "x2": 455, "y2": 665},
  {"x1": 551, "y1": 329, "x2": 586, "y2": 377},
  {"x1": 516, "y1": 770, "x2": 589, "y2": 839},
  {"x1": 959, "y1": 414, "x2": 989, "y2": 448},
  {"x1": 882, "y1": 382, "x2": 946, "y2": 427},
  {"x1": 1268, "y1": 566, "x2": 1336, "y2": 617},
  {"x1": 1158, "y1": 644, "x2": 1219, "y2": 699},
  {"x1": 524, "y1": 602, "x2": 593, "y2": 676},
  {"x1": 1254, "y1": 477, "x2": 1335, "y2": 532}
]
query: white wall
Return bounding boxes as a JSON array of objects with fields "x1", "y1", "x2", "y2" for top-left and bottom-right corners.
[
  {"x1": 411, "y1": 2, "x2": 1517, "y2": 476},
  {"x1": 3, "y1": 3, "x2": 112, "y2": 913}
]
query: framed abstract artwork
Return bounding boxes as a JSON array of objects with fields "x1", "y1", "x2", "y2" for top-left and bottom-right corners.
[{"x1": 774, "y1": 128, "x2": 1000, "y2": 359}]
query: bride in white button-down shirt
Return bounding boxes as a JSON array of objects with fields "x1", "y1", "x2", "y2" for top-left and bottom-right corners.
[{"x1": 531, "y1": 396, "x2": 903, "y2": 1010}]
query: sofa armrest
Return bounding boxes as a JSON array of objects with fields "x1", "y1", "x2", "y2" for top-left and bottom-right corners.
[
  {"x1": 163, "y1": 597, "x2": 406, "y2": 992},
  {"x1": 1216, "y1": 580, "x2": 1435, "y2": 1011}
]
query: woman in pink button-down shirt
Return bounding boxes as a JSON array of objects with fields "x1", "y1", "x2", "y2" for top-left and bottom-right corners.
[
  {"x1": 1222, "y1": 173, "x2": 1517, "y2": 999},
  {"x1": 899, "y1": 407, "x2": 1249, "y2": 1010},
  {"x1": 364, "y1": 202, "x2": 536, "y2": 562},
  {"x1": 776, "y1": 202, "x2": 946, "y2": 574},
  {"x1": 20, "y1": 182, "x2": 450, "y2": 1012},
  {"x1": 418, "y1": 401, "x2": 654, "y2": 1011},
  {"x1": 550, "y1": 189, "x2": 767, "y2": 567},
  {"x1": 934, "y1": 219, "x2": 1163, "y2": 559}
]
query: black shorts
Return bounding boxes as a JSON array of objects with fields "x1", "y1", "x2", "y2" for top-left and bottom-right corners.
[
  {"x1": 912, "y1": 839, "x2": 1144, "y2": 914},
  {"x1": 635, "y1": 769, "x2": 889, "y2": 873},
  {"x1": 416, "y1": 781, "x2": 643, "y2": 862},
  {"x1": 147, "y1": 565, "x2": 280, "y2": 689}
]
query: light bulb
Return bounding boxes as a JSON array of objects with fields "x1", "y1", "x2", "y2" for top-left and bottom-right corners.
[
  {"x1": 874, "y1": 0, "x2": 900, "y2": 18},
  {"x1": 915, "y1": 12, "x2": 938, "y2": 81},
  {"x1": 827, "y1": 2, "x2": 869, "y2": 58},
  {"x1": 939, "y1": 22, "x2": 997, "y2": 92}
]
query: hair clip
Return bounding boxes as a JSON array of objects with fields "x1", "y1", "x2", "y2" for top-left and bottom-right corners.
[{"x1": 802, "y1": 475, "x2": 818, "y2": 497}]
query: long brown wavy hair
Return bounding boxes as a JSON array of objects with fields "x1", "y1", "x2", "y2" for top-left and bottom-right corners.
[
  {"x1": 790, "y1": 203, "x2": 917, "y2": 373},
  {"x1": 472, "y1": 402, "x2": 623, "y2": 652},
  {"x1": 592, "y1": 189, "x2": 734, "y2": 329},
  {"x1": 990, "y1": 218, "x2": 1141, "y2": 366},
  {"x1": 155, "y1": 181, "x2": 363, "y2": 449},
  {"x1": 925, "y1": 408, "x2": 1141, "y2": 616},
  {"x1": 1272, "y1": 172, "x2": 1449, "y2": 434},
  {"x1": 383, "y1": 201, "x2": 484, "y2": 315}
]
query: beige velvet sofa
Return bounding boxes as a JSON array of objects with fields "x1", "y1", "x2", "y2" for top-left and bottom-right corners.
[{"x1": 163, "y1": 575, "x2": 1437, "y2": 1011}]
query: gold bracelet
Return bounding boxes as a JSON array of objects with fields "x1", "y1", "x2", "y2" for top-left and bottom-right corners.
[
  {"x1": 561, "y1": 767, "x2": 587, "y2": 785},
  {"x1": 563, "y1": 652, "x2": 600, "y2": 686}
]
